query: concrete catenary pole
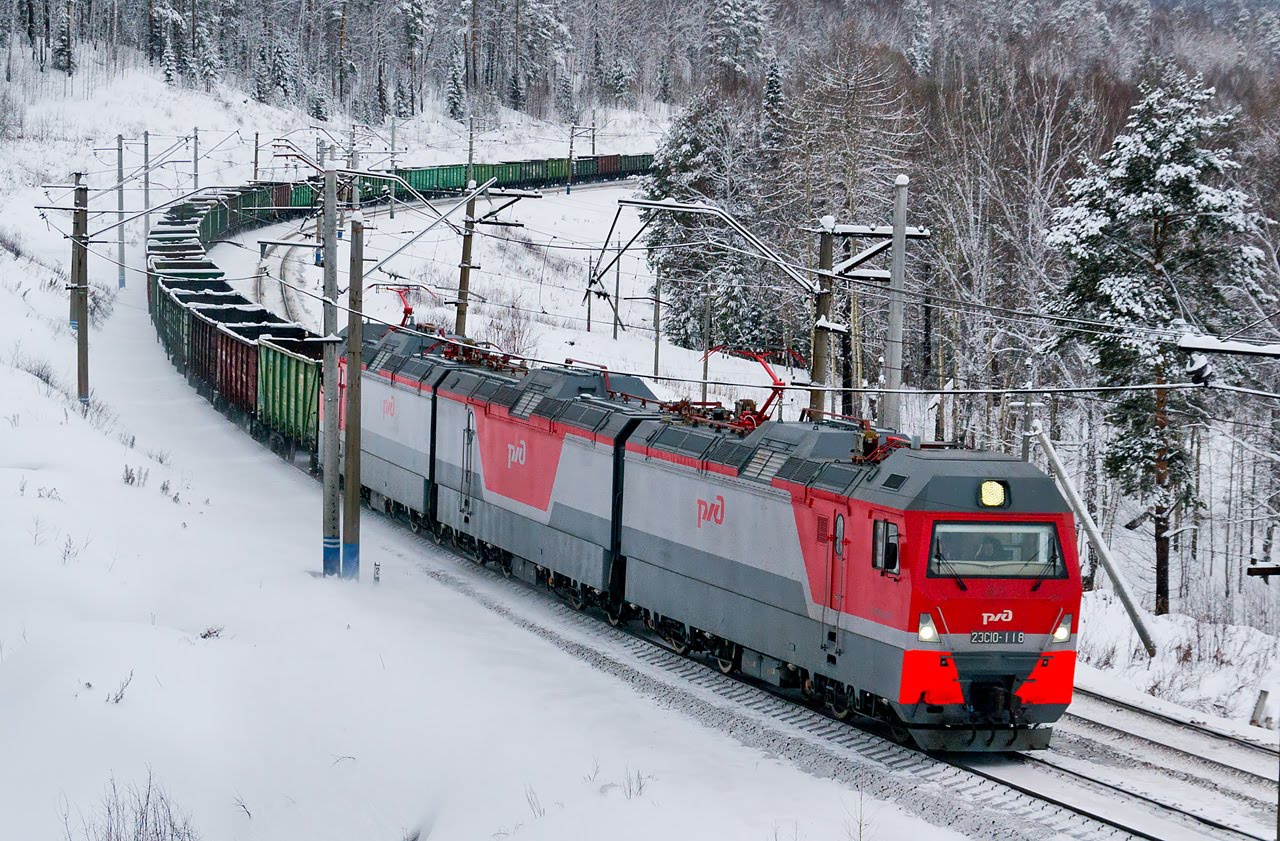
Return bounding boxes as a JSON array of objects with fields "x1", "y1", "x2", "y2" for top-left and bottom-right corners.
[
  {"x1": 321, "y1": 162, "x2": 341, "y2": 577},
  {"x1": 252, "y1": 131, "x2": 259, "y2": 181},
  {"x1": 192, "y1": 126, "x2": 199, "y2": 189},
  {"x1": 142, "y1": 131, "x2": 150, "y2": 240},
  {"x1": 612, "y1": 235, "x2": 621, "y2": 340},
  {"x1": 455, "y1": 116, "x2": 477, "y2": 336},
  {"x1": 808, "y1": 215, "x2": 835, "y2": 418},
  {"x1": 116, "y1": 134, "x2": 125, "y2": 288},
  {"x1": 73, "y1": 178, "x2": 89, "y2": 404},
  {"x1": 342, "y1": 211, "x2": 364, "y2": 581},
  {"x1": 566, "y1": 122, "x2": 575, "y2": 195},
  {"x1": 700, "y1": 275, "x2": 712, "y2": 404},
  {"x1": 653, "y1": 274, "x2": 661, "y2": 377},
  {"x1": 882, "y1": 175, "x2": 908, "y2": 430},
  {"x1": 388, "y1": 118, "x2": 396, "y2": 220}
]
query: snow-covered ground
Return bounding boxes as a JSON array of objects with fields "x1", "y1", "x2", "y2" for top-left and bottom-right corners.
[{"x1": 0, "y1": 57, "x2": 963, "y2": 841}]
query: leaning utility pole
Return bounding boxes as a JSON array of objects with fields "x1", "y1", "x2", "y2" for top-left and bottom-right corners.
[
  {"x1": 116, "y1": 134, "x2": 125, "y2": 289},
  {"x1": 321, "y1": 162, "x2": 341, "y2": 577},
  {"x1": 455, "y1": 116, "x2": 477, "y2": 335},
  {"x1": 72, "y1": 178, "x2": 89, "y2": 404},
  {"x1": 809, "y1": 215, "x2": 835, "y2": 417},
  {"x1": 343, "y1": 211, "x2": 364, "y2": 581},
  {"x1": 881, "y1": 175, "x2": 909, "y2": 430}
]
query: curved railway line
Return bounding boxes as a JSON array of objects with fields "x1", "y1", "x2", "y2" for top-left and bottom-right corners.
[{"x1": 145, "y1": 168, "x2": 1279, "y2": 841}]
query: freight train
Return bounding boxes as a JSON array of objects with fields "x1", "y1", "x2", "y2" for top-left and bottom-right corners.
[{"x1": 146, "y1": 151, "x2": 1081, "y2": 752}]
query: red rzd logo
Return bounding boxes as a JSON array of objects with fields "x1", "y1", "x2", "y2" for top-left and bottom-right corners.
[
  {"x1": 696, "y1": 495, "x2": 725, "y2": 528},
  {"x1": 382, "y1": 397, "x2": 395, "y2": 417}
]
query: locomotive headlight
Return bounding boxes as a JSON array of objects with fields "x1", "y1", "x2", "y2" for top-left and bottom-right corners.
[
  {"x1": 1051, "y1": 614, "x2": 1073, "y2": 643},
  {"x1": 917, "y1": 613, "x2": 940, "y2": 643},
  {"x1": 979, "y1": 480, "x2": 1007, "y2": 507}
]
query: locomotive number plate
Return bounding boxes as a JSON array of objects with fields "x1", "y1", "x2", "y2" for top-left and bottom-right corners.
[{"x1": 969, "y1": 631, "x2": 1025, "y2": 645}]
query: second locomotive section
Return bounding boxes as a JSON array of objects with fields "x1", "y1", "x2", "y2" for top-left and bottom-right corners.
[{"x1": 338, "y1": 331, "x2": 1082, "y2": 752}]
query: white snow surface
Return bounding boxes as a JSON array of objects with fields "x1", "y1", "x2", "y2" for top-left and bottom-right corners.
[{"x1": 0, "y1": 60, "x2": 959, "y2": 840}]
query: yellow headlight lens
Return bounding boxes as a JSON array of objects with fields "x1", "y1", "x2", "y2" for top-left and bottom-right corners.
[
  {"x1": 1052, "y1": 614, "x2": 1073, "y2": 643},
  {"x1": 979, "y1": 480, "x2": 1007, "y2": 507}
]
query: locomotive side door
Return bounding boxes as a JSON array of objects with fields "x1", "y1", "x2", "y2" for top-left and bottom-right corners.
[
  {"x1": 820, "y1": 511, "x2": 847, "y2": 664},
  {"x1": 460, "y1": 408, "x2": 475, "y2": 518}
]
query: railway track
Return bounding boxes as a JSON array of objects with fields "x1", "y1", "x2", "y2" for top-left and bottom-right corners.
[{"x1": 371, "y1": 504, "x2": 1267, "y2": 841}]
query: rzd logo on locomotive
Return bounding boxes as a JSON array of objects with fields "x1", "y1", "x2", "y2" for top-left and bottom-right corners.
[
  {"x1": 382, "y1": 396, "x2": 395, "y2": 417},
  {"x1": 506, "y1": 440, "x2": 527, "y2": 468},
  {"x1": 981, "y1": 609, "x2": 1014, "y2": 625},
  {"x1": 696, "y1": 495, "x2": 726, "y2": 529}
]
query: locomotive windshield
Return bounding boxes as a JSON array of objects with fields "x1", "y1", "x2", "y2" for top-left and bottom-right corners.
[{"x1": 928, "y1": 522, "x2": 1064, "y2": 579}]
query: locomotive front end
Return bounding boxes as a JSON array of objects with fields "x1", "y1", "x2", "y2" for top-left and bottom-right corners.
[{"x1": 865, "y1": 456, "x2": 1082, "y2": 752}]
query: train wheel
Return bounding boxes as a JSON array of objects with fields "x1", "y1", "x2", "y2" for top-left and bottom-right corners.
[
  {"x1": 664, "y1": 626, "x2": 689, "y2": 656},
  {"x1": 826, "y1": 693, "x2": 852, "y2": 721},
  {"x1": 567, "y1": 586, "x2": 587, "y2": 611},
  {"x1": 500, "y1": 552, "x2": 513, "y2": 579},
  {"x1": 714, "y1": 644, "x2": 739, "y2": 675},
  {"x1": 605, "y1": 604, "x2": 624, "y2": 627},
  {"x1": 408, "y1": 512, "x2": 423, "y2": 534}
]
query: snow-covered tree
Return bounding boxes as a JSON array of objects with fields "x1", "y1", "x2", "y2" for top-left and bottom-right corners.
[
  {"x1": 608, "y1": 56, "x2": 633, "y2": 104},
  {"x1": 1047, "y1": 67, "x2": 1268, "y2": 616},
  {"x1": 191, "y1": 22, "x2": 222, "y2": 90},
  {"x1": 161, "y1": 36, "x2": 179, "y2": 86},
  {"x1": 905, "y1": 0, "x2": 932, "y2": 76},
  {"x1": 395, "y1": 78, "x2": 413, "y2": 118},
  {"x1": 760, "y1": 57, "x2": 786, "y2": 167},
  {"x1": 51, "y1": 11, "x2": 74, "y2": 75},
  {"x1": 252, "y1": 42, "x2": 273, "y2": 102},
  {"x1": 708, "y1": 0, "x2": 766, "y2": 87},
  {"x1": 555, "y1": 71, "x2": 575, "y2": 120},
  {"x1": 446, "y1": 44, "x2": 466, "y2": 121},
  {"x1": 375, "y1": 63, "x2": 390, "y2": 121}
]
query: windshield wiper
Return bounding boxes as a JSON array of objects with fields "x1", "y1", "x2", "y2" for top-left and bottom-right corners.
[
  {"x1": 1030, "y1": 546, "x2": 1061, "y2": 592},
  {"x1": 933, "y1": 548, "x2": 968, "y2": 591}
]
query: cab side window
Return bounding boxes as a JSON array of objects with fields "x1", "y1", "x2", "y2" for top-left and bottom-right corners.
[{"x1": 872, "y1": 520, "x2": 900, "y2": 574}]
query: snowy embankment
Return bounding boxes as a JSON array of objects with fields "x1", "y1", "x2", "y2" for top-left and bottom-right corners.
[{"x1": 0, "y1": 62, "x2": 959, "y2": 840}]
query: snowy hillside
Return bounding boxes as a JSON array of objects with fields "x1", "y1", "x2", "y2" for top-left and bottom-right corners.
[{"x1": 0, "y1": 59, "x2": 973, "y2": 841}]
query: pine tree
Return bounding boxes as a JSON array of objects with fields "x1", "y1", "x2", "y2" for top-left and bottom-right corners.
[
  {"x1": 761, "y1": 57, "x2": 786, "y2": 167},
  {"x1": 709, "y1": 0, "x2": 765, "y2": 87},
  {"x1": 192, "y1": 22, "x2": 222, "y2": 90},
  {"x1": 905, "y1": 0, "x2": 932, "y2": 76},
  {"x1": 446, "y1": 44, "x2": 466, "y2": 121},
  {"x1": 270, "y1": 37, "x2": 300, "y2": 102},
  {"x1": 253, "y1": 42, "x2": 273, "y2": 102},
  {"x1": 309, "y1": 91, "x2": 330, "y2": 121},
  {"x1": 1047, "y1": 67, "x2": 1267, "y2": 616},
  {"x1": 555, "y1": 71, "x2": 575, "y2": 120},
  {"x1": 508, "y1": 70, "x2": 527, "y2": 110},
  {"x1": 609, "y1": 57, "x2": 633, "y2": 104},
  {"x1": 51, "y1": 11, "x2": 74, "y2": 75},
  {"x1": 161, "y1": 36, "x2": 179, "y2": 86},
  {"x1": 375, "y1": 63, "x2": 390, "y2": 121},
  {"x1": 395, "y1": 78, "x2": 413, "y2": 118}
]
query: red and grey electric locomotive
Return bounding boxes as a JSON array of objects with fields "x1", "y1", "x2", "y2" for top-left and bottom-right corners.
[{"x1": 337, "y1": 330, "x2": 1081, "y2": 752}]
